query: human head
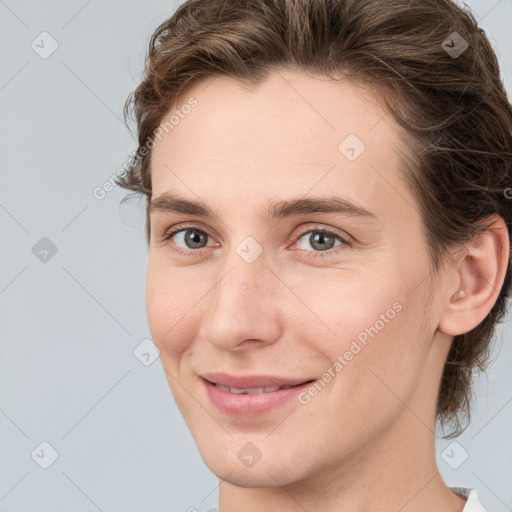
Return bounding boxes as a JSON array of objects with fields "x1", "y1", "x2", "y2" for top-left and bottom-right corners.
[{"x1": 116, "y1": 0, "x2": 511, "y2": 480}]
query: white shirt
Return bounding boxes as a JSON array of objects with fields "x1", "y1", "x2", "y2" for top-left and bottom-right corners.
[
  {"x1": 202, "y1": 486, "x2": 487, "y2": 511},
  {"x1": 451, "y1": 487, "x2": 487, "y2": 512}
]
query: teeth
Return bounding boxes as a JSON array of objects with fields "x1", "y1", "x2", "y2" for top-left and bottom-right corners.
[{"x1": 215, "y1": 384, "x2": 282, "y2": 394}]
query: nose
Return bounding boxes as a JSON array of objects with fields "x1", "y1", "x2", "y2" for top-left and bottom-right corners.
[{"x1": 198, "y1": 248, "x2": 283, "y2": 352}]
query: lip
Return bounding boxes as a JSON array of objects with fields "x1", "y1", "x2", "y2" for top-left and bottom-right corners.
[{"x1": 200, "y1": 372, "x2": 315, "y2": 417}]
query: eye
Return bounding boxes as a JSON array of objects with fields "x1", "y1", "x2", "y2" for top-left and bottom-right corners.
[
  {"x1": 292, "y1": 226, "x2": 350, "y2": 257},
  {"x1": 161, "y1": 223, "x2": 217, "y2": 256}
]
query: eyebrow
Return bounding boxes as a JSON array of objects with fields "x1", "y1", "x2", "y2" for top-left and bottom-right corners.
[{"x1": 149, "y1": 193, "x2": 376, "y2": 220}]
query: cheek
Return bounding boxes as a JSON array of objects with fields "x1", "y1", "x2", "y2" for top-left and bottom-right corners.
[
  {"x1": 291, "y1": 267, "x2": 402, "y2": 343},
  {"x1": 301, "y1": 265, "x2": 431, "y2": 390},
  {"x1": 294, "y1": 278, "x2": 432, "y2": 454},
  {"x1": 145, "y1": 260, "x2": 201, "y2": 360}
]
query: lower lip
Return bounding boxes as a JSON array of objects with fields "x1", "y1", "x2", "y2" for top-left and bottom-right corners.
[{"x1": 202, "y1": 378, "x2": 314, "y2": 417}]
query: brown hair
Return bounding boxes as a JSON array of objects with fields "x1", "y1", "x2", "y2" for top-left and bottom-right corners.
[{"x1": 116, "y1": 0, "x2": 512, "y2": 438}]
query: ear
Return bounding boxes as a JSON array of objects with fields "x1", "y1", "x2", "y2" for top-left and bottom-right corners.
[{"x1": 438, "y1": 215, "x2": 510, "y2": 337}]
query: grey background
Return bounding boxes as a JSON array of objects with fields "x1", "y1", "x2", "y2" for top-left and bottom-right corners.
[{"x1": 0, "y1": 1, "x2": 511, "y2": 511}]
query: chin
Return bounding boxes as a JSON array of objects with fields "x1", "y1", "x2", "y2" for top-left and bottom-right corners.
[
  {"x1": 195, "y1": 436, "x2": 312, "y2": 489},
  {"x1": 204, "y1": 457, "x2": 301, "y2": 488}
]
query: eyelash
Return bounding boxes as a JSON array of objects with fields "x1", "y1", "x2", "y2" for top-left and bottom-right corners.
[{"x1": 161, "y1": 222, "x2": 352, "y2": 259}]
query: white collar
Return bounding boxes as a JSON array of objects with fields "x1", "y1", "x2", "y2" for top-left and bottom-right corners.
[{"x1": 450, "y1": 487, "x2": 487, "y2": 512}]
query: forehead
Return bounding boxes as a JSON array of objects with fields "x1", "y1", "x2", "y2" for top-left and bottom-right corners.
[{"x1": 149, "y1": 69, "x2": 417, "y2": 226}]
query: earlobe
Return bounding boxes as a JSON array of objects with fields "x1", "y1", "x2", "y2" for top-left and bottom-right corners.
[{"x1": 438, "y1": 215, "x2": 510, "y2": 337}]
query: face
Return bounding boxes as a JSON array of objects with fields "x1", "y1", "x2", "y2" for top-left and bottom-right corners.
[{"x1": 147, "y1": 70, "x2": 445, "y2": 488}]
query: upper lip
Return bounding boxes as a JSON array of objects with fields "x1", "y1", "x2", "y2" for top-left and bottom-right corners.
[{"x1": 200, "y1": 372, "x2": 314, "y2": 388}]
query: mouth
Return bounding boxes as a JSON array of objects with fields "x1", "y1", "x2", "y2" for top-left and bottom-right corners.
[{"x1": 199, "y1": 373, "x2": 316, "y2": 417}]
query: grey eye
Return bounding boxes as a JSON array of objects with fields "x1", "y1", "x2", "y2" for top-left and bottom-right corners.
[
  {"x1": 296, "y1": 231, "x2": 342, "y2": 251},
  {"x1": 174, "y1": 229, "x2": 209, "y2": 249}
]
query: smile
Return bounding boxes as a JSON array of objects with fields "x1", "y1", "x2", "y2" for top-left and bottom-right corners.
[{"x1": 200, "y1": 374, "x2": 316, "y2": 417}]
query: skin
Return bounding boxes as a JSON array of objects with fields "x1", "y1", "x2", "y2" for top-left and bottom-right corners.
[{"x1": 146, "y1": 69, "x2": 508, "y2": 511}]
